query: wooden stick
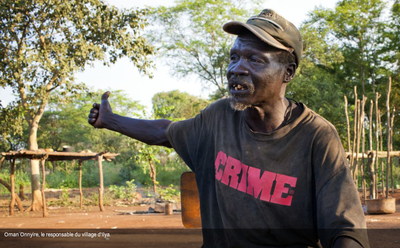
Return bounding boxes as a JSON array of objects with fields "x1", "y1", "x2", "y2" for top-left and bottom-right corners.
[
  {"x1": 10, "y1": 159, "x2": 15, "y2": 216},
  {"x1": 98, "y1": 155, "x2": 105, "y2": 211},
  {"x1": 79, "y1": 160, "x2": 83, "y2": 209}
]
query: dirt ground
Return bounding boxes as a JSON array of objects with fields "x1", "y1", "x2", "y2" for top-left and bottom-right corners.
[{"x1": 0, "y1": 189, "x2": 399, "y2": 248}]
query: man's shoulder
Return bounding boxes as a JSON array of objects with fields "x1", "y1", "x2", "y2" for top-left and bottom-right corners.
[
  {"x1": 301, "y1": 105, "x2": 338, "y2": 132},
  {"x1": 298, "y1": 105, "x2": 343, "y2": 148},
  {"x1": 205, "y1": 97, "x2": 231, "y2": 110},
  {"x1": 201, "y1": 97, "x2": 232, "y2": 116}
]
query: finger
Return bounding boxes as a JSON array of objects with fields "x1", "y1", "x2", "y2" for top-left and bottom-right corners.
[
  {"x1": 90, "y1": 108, "x2": 99, "y2": 114},
  {"x1": 101, "y1": 91, "x2": 110, "y2": 101},
  {"x1": 93, "y1": 103, "x2": 100, "y2": 109},
  {"x1": 88, "y1": 118, "x2": 96, "y2": 124},
  {"x1": 88, "y1": 113, "x2": 97, "y2": 118}
]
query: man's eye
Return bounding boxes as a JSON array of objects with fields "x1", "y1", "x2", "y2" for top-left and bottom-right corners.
[
  {"x1": 230, "y1": 55, "x2": 239, "y2": 61},
  {"x1": 250, "y1": 57, "x2": 263, "y2": 63}
]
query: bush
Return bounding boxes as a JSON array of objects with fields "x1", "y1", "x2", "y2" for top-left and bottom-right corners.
[
  {"x1": 108, "y1": 179, "x2": 137, "y2": 201},
  {"x1": 0, "y1": 169, "x2": 31, "y2": 195}
]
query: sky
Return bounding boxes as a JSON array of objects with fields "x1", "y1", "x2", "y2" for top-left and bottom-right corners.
[{"x1": 0, "y1": 0, "x2": 339, "y2": 110}]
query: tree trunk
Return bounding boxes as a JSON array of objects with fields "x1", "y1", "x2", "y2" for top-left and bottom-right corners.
[
  {"x1": 28, "y1": 124, "x2": 43, "y2": 211},
  {"x1": 149, "y1": 161, "x2": 157, "y2": 197}
]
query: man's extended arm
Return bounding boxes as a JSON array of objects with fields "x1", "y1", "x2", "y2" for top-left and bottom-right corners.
[{"x1": 88, "y1": 92, "x2": 172, "y2": 147}]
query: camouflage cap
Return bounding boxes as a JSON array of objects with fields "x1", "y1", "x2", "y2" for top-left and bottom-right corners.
[{"x1": 223, "y1": 9, "x2": 303, "y2": 67}]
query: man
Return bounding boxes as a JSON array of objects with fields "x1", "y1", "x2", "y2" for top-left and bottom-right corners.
[{"x1": 88, "y1": 9, "x2": 369, "y2": 248}]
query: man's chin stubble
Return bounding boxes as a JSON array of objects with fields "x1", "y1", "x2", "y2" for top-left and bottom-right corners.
[{"x1": 229, "y1": 97, "x2": 251, "y2": 111}]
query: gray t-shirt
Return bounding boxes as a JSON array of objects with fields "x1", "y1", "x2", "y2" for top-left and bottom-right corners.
[{"x1": 167, "y1": 98, "x2": 369, "y2": 248}]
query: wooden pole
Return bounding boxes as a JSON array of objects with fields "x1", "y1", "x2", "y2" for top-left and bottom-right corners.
[
  {"x1": 10, "y1": 159, "x2": 16, "y2": 216},
  {"x1": 386, "y1": 77, "x2": 392, "y2": 199},
  {"x1": 390, "y1": 107, "x2": 395, "y2": 193},
  {"x1": 41, "y1": 159, "x2": 48, "y2": 217},
  {"x1": 377, "y1": 108, "x2": 385, "y2": 197},
  {"x1": 375, "y1": 93, "x2": 381, "y2": 198},
  {"x1": 351, "y1": 87, "x2": 358, "y2": 175},
  {"x1": 79, "y1": 160, "x2": 83, "y2": 209},
  {"x1": 344, "y1": 96, "x2": 352, "y2": 155},
  {"x1": 369, "y1": 100, "x2": 376, "y2": 199},
  {"x1": 361, "y1": 96, "x2": 367, "y2": 202},
  {"x1": 354, "y1": 99, "x2": 362, "y2": 184},
  {"x1": 0, "y1": 157, "x2": 4, "y2": 170},
  {"x1": 149, "y1": 160, "x2": 157, "y2": 197},
  {"x1": 98, "y1": 155, "x2": 105, "y2": 211}
]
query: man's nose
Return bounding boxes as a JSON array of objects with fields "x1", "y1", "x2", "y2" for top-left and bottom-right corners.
[{"x1": 228, "y1": 58, "x2": 249, "y2": 77}]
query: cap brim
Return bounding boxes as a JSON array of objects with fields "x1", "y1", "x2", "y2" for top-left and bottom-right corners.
[{"x1": 223, "y1": 21, "x2": 290, "y2": 53}]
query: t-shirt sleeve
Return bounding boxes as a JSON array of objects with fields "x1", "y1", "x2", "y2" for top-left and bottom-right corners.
[
  {"x1": 166, "y1": 111, "x2": 205, "y2": 172},
  {"x1": 311, "y1": 119, "x2": 369, "y2": 248}
]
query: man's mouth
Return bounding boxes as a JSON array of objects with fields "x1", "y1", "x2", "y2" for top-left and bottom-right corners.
[
  {"x1": 229, "y1": 82, "x2": 252, "y2": 95},
  {"x1": 232, "y1": 83, "x2": 247, "y2": 91}
]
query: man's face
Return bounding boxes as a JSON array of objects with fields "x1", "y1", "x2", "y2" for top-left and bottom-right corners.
[{"x1": 226, "y1": 33, "x2": 291, "y2": 111}]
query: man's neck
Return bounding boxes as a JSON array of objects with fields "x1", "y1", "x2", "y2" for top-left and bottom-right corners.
[{"x1": 243, "y1": 98, "x2": 294, "y2": 134}]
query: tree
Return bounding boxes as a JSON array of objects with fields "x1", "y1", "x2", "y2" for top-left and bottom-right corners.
[
  {"x1": 0, "y1": 0, "x2": 154, "y2": 210},
  {"x1": 0, "y1": 102, "x2": 27, "y2": 151},
  {"x1": 289, "y1": 0, "x2": 400, "y2": 146},
  {"x1": 148, "y1": 0, "x2": 262, "y2": 99},
  {"x1": 287, "y1": 22, "x2": 347, "y2": 140},
  {"x1": 38, "y1": 90, "x2": 144, "y2": 153},
  {"x1": 152, "y1": 90, "x2": 210, "y2": 120},
  {"x1": 308, "y1": 0, "x2": 388, "y2": 98},
  {"x1": 385, "y1": 0, "x2": 400, "y2": 148}
]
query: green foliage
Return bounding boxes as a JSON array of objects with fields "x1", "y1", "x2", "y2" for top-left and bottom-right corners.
[
  {"x1": 47, "y1": 186, "x2": 74, "y2": 207},
  {"x1": 158, "y1": 184, "x2": 180, "y2": 202},
  {"x1": 288, "y1": 20, "x2": 347, "y2": 139},
  {"x1": 45, "y1": 160, "x2": 124, "y2": 188},
  {"x1": 108, "y1": 179, "x2": 137, "y2": 201},
  {"x1": 148, "y1": 0, "x2": 262, "y2": 99},
  {"x1": 152, "y1": 90, "x2": 210, "y2": 120},
  {"x1": 0, "y1": 169, "x2": 31, "y2": 195},
  {"x1": 0, "y1": 103, "x2": 27, "y2": 151},
  {"x1": 0, "y1": 0, "x2": 154, "y2": 201},
  {"x1": 83, "y1": 190, "x2": 113, "y2": 206},
  {"x1": 305, "y1": 0, "x2": 390, "y2": 98},
  {"x1": 37, "y1": 89, "x2": 144, "y2": 153},
  {"x1": 0, "y1": 0, "x2": 154, "y2": 147},
  {"x1": 290, "y1": 0, "x2": 400, "y2": 149}
]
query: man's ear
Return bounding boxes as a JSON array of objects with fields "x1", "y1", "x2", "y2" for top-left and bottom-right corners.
[{"x1": 283, "y1": 63, "x2": 296, "y2": 83}]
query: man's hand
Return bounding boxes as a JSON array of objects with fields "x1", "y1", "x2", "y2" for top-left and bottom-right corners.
[
  {"x1": 88, "y1": 91, "x2": 113, "y2": 128},
  {"x1": 87, "y1": 91, "x2": 172, "y2": 147}
]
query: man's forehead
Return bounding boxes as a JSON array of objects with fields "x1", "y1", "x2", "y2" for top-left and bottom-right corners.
[
  {"x1": 232, "y1": 33, "x2": 282, "y2": 52},
  {"x1": 236, "y1": 31, "x2": 262, "y2": 42}
]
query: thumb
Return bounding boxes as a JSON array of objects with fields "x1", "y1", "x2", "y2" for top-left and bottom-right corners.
[
  {"x1": 101, "y1": 91, "x2": 110, "y2": 101},
  {"x1": 100, "y1": 91, "x2": 112, "y2": 113}
]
